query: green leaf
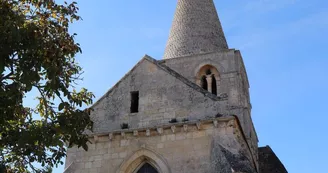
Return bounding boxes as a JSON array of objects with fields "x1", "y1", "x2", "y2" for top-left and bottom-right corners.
[
  {"x1": 25, "y1": 84, "x2": 33, "y2": 92},
  {"x1": 0, "y1": 1, "x2": 93, "y2": 172},
  {"x1": 82, "y1": 143, "x2": 88, "y2": 151},
  {"x1": 58, "y1": 102, "x2": 65, "y2": 111}
]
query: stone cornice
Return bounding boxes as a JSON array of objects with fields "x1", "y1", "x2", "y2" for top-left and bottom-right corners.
[{"x1": 90, "y1": 116, "x2": 235, "y2": 141}]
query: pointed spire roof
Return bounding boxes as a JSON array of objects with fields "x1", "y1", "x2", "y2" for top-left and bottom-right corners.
[{"x1": 163, "y1": 0, "x2": 228, "y2": 59}]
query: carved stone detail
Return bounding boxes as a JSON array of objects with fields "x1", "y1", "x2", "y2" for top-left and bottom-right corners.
[
  {"x1": 108, "y1": 133, "x2": 113, "y2": 141},
  {"x1": 227, "y1": 120, "x2": 235, "y2": 128},
  {"x1": 171, "y1": 126, "x2": 176, "y2": 133},
  {"x1": 157, "y1": 128, "x2": 163, "y2": 135},
  {"x1": 133, "y1": 130, "x2": 138, "y2": 136},
  {"x1": 183, "y1": 124, "x2": 188, "y2": 132},
  {"x1": 213, "y1": 120, "x2": 218, "y2": 128},
  {"x1": 94, "y1": 135, "x2": 99, "y2": 143},
  {"x1": 196, "y1": 122, "x2": 202, "y2": 130}
]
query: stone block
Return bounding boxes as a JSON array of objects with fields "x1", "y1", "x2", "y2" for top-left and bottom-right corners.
[
  {"x1": 206, "y1": 129, "x2": 214, "y2": 135},
  {"x1": 167, "y1": 134, "x2": 176, "y2": 141},
  {"x1": 161, "y1": 135, "x2": 167, "y2": 142},
  {"x1": 94, "y1": 155, "x2": 102, "y2": 161},
  {"x1": 75, "y1": 163, "x2": 84, "y2": 169},
  {"x1": 110, "y1": 159, "x2": 123, "y2": 167},
  {"x1": 176, "y1": 133, "x2": 186, "y2": 140},
  {"x1": 93, "y1": 160, "x2": 101, "y2": 168},
  {"x1": 119, "y1": 151, "x2": 127, "y2": 158},
  {"x1": 193, "y1": 131, "x2": 206, "y2": 138},
  {"x1": 111, "y1": 153, "x2": 119, "y2": 159},
  {"x1": 85, "y1": 162, "x2": 92, "y2": 169},
  {"x1": 120, "y1": 139, "x2": 130, "y2": 147},
  {"x1": 103, "y1": 153, "x2": 111, "y2": 160},
  {"x1": 157, "y1": 143, "x2": 164, "y2": 149}
]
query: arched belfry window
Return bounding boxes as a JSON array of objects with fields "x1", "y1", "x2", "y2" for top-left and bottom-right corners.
[
  {"x1": 136, "y1": 163, "x2": 158, "y2": 173},
  {"x1": 196, "y1": 65, "x2": 220, "y2": 96}
]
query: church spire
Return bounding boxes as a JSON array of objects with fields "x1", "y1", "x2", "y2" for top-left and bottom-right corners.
[{"x1": 163, "y1": 0, "x2": 228, "y2": 59}]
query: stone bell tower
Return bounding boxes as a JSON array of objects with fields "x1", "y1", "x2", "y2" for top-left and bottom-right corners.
[
  {"x1": 164, "y1": 0, "x2": 228, "y2": 59},
  {"x1": 64, "y1": 0, "x2": 287, "y2": 172}
]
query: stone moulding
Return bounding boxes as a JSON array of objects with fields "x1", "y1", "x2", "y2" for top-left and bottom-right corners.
[
  {"x1": 89, "y1": 116, "x2": 235, "y2": 141},
  {"x1": 117, "y1": 148, "x2": 171, "y2": 173}
]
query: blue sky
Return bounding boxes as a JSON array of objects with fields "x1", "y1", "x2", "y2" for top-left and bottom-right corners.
[{"x1": 48, "y1": 0, "x2": 328, "y2": 172}]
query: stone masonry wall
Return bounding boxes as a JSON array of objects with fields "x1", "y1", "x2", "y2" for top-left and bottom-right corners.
[
  {"x1": 162, "y1": 50, "x2": 241, "y2": 108},
  {"x1": 162, "y1": 50, "x2": 259, "y2": 170},
  {"x1": 69, "y1": 51, "x2": 260, "y2": 172},
  {"x1": 89, "y1": 58, "x2": 228, "y2": 134},
  {"x1": 162, "y1": 50, "x2": 250, "y2": 131},
  {"x1": 65, "y1": 119, "x2": 256, "y2": 173}
]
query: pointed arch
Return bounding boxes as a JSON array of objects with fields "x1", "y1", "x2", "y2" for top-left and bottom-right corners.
[
  {"x1": 117, "y1": 148, "x2": 171, "y2": 173},
  {"x1": 136, "y1": 163, "x2": 158, "y2": 173}
]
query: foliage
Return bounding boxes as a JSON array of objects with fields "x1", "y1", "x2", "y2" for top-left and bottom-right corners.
[{"x1": 0, "y1": 0, "x2": 94, "y2": 172}]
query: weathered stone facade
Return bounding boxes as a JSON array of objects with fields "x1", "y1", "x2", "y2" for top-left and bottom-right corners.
[
  {"x1": 65, "y1": 0, "x2": 286, "y2": 172},
  {"x1": 65, "y1": 117, "x2": 257, "y2": 173}
]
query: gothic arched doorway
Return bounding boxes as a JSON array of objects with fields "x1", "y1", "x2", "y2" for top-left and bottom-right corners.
[
  {"x1": 136, "y1": 163, "x2": 158, "y2": 173},
  {"x1": 117, "y1": 148, "x2": 171, "y2": 173}
]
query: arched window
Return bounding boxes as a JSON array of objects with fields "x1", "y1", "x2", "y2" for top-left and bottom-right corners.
[
  {"x1": 137, "y1": 163, "x2": 158, "y2": 173},
  {"x1": 211, "y1": 75, "x2": 217, "y2": 95},
  {"x1": 196, "y1": 65, "x2": 220, "y2": 96},
  {"x1": 201, "y1": 75, "x2": 208, "y2": 90}
]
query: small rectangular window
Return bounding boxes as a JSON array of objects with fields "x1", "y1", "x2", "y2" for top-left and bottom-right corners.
[{"x1": 130, "y1": 91, "x2": 139, "y2": 113}]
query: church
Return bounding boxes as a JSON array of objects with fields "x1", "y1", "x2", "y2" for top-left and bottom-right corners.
[{"x1": 65, "y1": 0, "x2": 287, "y2": 172}]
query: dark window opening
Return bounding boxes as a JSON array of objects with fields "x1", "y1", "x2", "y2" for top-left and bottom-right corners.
[
  {"x1": 137, "y1": 163, "x2": 158, "y2": 173},
  {"x1": 130, "y1": 91, "x2": 139, "y2": 113},
  {"x1": 212, "y1": 75, "x2": 217, "y2": 95},
  {"x1": 205, "y1": 69, "x2": 212, "y2": 75},
  {"x1": 201, "y1": 76, "x2": 208, "y2": 90}
]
